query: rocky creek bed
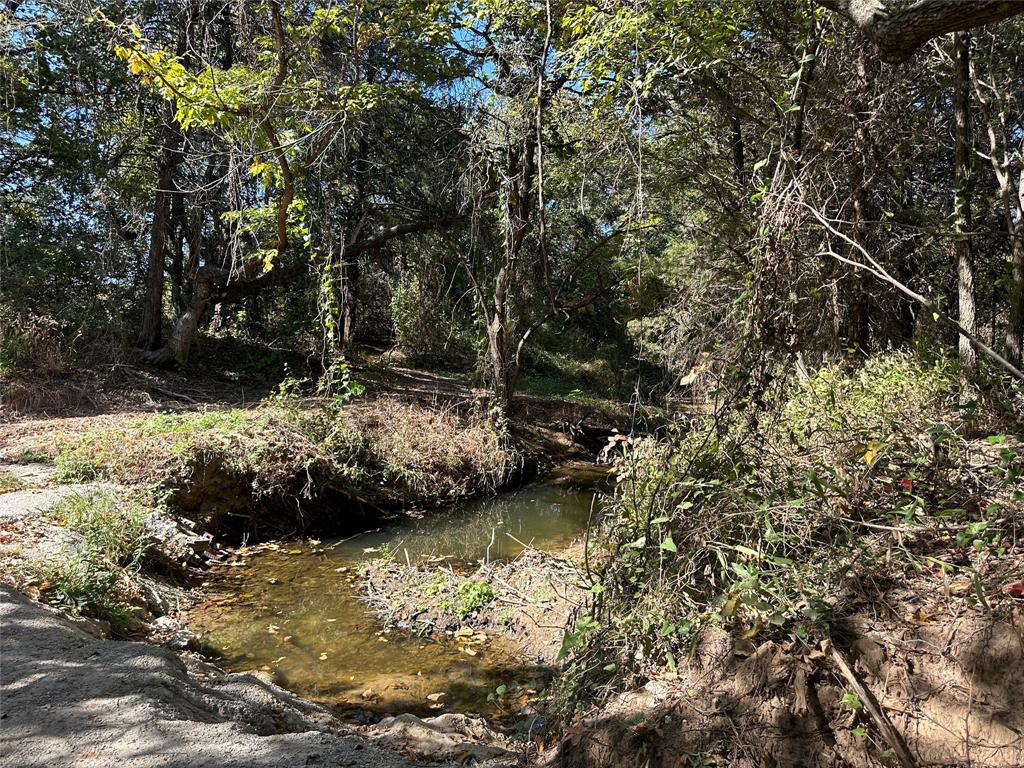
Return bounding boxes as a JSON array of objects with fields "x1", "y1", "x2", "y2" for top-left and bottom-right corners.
[
  {"x1": 185, "y1": 473, "x2": 606, "y2": 721},
  {"x1": 0, "y1": 455, "x2": 606, "y2": 767}
]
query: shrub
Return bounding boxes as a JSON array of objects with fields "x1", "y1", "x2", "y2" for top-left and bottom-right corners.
[
  {"x1": 556, "y1": 353, "x2": 1023, "y2": 711},
  {"x1": 0, "y1": 310, "x2": 69, "y2": 374},
  {"x1": 35, "y1": 554, "x2": 136, "y2": 628},
  {"x1": 46, "y1": 491, "x2": 151, "y2": 568},
  {"x1": 35, "y1": 491, "x2": 154, "y2": 628}
]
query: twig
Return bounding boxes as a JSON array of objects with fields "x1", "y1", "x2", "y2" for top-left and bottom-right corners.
[
  {"x1": 830, "y1": 645, "x2": 917, "y2": 768},
  {"x1": 148, "y1": 385, "x2": 198, "y2": 403}
]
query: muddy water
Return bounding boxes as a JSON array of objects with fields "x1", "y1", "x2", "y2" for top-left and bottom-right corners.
[{"x1": 189, "y1": 477, "x2": 601, "y2": 719}]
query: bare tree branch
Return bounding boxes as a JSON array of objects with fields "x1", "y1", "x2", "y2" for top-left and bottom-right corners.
[{"x1": 819, "y1": 0, "x2": 1024, "y2": 61}]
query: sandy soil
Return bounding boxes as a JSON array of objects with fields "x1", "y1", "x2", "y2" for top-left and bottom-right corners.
[{"x1": 0, "y1": 585, "x2": 520, "y2": 768}]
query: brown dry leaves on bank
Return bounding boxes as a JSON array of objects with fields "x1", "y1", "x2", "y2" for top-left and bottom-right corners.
[
  {"x1": 362, "y1": 546, "x2": 589, "y2": 663},
  {"x1": 41, "y1": 397, "x2": 515, "y2": 529}
]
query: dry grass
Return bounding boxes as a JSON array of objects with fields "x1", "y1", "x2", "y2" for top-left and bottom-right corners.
[{"x1": 53, "y1": 395, "x2": 515, "y2": 511}]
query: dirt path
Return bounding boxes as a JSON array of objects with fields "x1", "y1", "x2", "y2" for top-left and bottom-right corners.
[{"x1": 0, "y1": 585, "x2": 518, "y2": 768}]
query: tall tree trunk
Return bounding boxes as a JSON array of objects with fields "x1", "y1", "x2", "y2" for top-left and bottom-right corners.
[
  {"x1": 338, "y1": 255, "x2": 360, "y2": 352},
  {"x1": 848, "y1": 48, "x2": 873, "y2": 357},
  {"x1": 136, "y1": 116, "x2": 182, "y2": 351},
  {"x1": 1007, "y1": 231, "x2": 1024, "y2": 367},
  {"x1": 953, "y1": 32, "x2": 976, "y2": 368},
  {"x1": 485, "y1": 265, "x2": 520, "y2": 410}
]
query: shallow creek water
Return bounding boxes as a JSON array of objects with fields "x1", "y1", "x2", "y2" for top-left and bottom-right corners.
[{"x1": 188, "y1": 477, "x2": 601, "y2": 719}]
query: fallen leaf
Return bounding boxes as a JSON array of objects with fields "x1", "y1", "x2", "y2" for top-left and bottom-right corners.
[{"x1": 1002, "y1": 581, "x2": 1024, "y2": 599}]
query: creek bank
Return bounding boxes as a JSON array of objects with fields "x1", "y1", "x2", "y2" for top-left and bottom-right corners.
[
  {"x1": 34, "y1": 395, "x2": 628, "y2": 544},
  {"x1": 0, "y1": 390, "x2": 624, "y2": 765},
  {"x1": 542, "y1": 562, "x2": 1024, "y2": 768},
  {"x1": 0, "y1": 585, "x2": 520, "y2": 768}
]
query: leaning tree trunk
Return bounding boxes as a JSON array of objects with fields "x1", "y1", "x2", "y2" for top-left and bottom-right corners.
[
  {"x1": 953, "y1": 31, "x2": 976, "y2": 368},
  {"x1": 819, "y1": 0, "x2": 1024, "y2": 62}
]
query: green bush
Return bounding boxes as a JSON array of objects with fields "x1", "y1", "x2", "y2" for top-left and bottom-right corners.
[
  {"x1": 47, "y1": 491, "x2": 151, "y2": 568},
  {"x1": 35, "y1": 554, "x2": 136, "y2": 628},
  {"x1": 555, "y1": 353, "x2": 1022, "y2": 712},
  {"x1": 456, "y1": 579, "x2": 494, "y2": 617},
  {"x1": 390, "y1": 273, "x2": 476, "y2": 366},
  {"x1": 34, "y1": 491, "x2": 154, "y2": 628}
]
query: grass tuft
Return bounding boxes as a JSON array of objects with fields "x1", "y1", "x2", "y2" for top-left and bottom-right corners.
[{"x1": 33, "y1": 491, "x2": 154, "y2": 629}]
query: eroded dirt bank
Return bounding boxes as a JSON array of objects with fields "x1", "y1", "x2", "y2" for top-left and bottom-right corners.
[{"x1": 0, "y1": 585, "x2": 520, "y2": 768}]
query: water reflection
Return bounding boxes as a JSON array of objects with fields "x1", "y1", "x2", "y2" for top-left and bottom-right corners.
[{"x1": 189, "y1": 477, "x2": 601, "y2": 718}]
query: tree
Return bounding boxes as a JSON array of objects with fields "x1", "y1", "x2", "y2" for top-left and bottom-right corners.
[
  {"x1": 113, "y1": 0, "x2": 461, "y2": 366},
  {"x1": 820, "y1": 0, "x2": 1024, "y2": 61},
  {"x1": 952, "y1": 31, "x2": 976, "y2": 367}
]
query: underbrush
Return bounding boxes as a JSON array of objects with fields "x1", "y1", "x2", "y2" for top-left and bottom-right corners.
[
  {"x1": 557, "y1": 354, "x2": 1024, "y2": 712},
  {"x1": 0, "y1": 471, "x2": 25, "y2": 493},
  {"x1": 31, "y1": 491, "x2": 154, "y2": 629},
  {"x1": 54, "y1": 395, "x2": 515, "y2": 513}
]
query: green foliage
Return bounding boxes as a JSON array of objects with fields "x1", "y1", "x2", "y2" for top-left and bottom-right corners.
[
  {"x1": 841, "y1": 692, "x2": 863, "y2": 711},
  {"x1": 0, "y1": 471, "x2": 25, "y2": 493},
  {"x1": 456, "y1": 578, "x2": 494, "y2": 617},
  {"x1": 35, "y1": 553, "x2": 136, "y2": 628},
  {"x1": 389, "y1": 273, "x2": 476, "y2": 366},
  {"x1": 46, "y1": 491, "x2": 151, "y2": 568},
  {"x1": 556, "y1": 354, "x2": 1023, "y2": 711},
  {"x1": 34, "y1": 491, "x2": 154, "y2": 629}
]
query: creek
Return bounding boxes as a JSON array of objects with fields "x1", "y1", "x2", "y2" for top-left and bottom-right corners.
[{"x1": 187, "y1": 471, "x2": 602, "y2": 719}]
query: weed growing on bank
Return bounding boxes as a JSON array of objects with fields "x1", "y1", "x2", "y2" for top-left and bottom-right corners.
[
  {"x1": 54, "y1": 395, "x2": 515, "y2": 508},
  {"x1": 0, "y1": 471, "x2": 25, "y2": 493},
  {"x1": 456, "y1": 579, "x2": 495, "y2": 617},
  {"x1": 32, "y1": 491, "x2": 155, "y2": 629},
  {"x1": 556, "y1": 354, "x2": 1024, "y2": 710}
]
